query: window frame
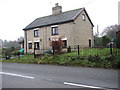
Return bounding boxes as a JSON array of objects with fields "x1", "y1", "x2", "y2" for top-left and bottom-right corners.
[
  {"x1": 28, "y1": 43, "x2": 32, "y2": 49},
  {"x1": 34, "y1": 42, "x2": 39, "y2": 50},
  {"x1": 62, "y1": 40, "x2": 67, "y2": 48},
  {"x1": 51, "y1": 26, "x2": 58, "y2": 35},
  {"x1": 34, "y1": 30, "x2": 39, "y2": 37},
  {"x1": 89, "y1": 39, "x2": 91, "y2": 47},
  {"x1": 82, "y1": 14, "x2": 86, "y2": 21}
]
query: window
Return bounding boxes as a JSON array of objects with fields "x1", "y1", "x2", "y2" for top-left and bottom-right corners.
[
  {"x1": 62, "y1": 40, "x2": 67, "y2": 48},
  {"x1": 89, "y1": 39, "x2": 91, "y2": 47},
  {"x1": 82, "y1": 14, "x2": 85, "y2": 21},
  {"x1": 29, "y1": 43, "x2": 32, "y2": 49},
  {"x1": 52, "y1": 27, "x2": 58, "y2": 35},
  {"x1": 34, "y1": 30, "x2": 39, "y2": 37},
  {"x1": 34, "y1": 42, "x2": 39, "y2": 49}
]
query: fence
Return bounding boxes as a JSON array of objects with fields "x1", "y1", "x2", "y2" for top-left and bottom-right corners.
[
  {"x1": 33, "y1": 44, "x2": 120, "y2": 58},
  {"x1": 3, "y1": 44, "x2": 119, "y2": 60}
]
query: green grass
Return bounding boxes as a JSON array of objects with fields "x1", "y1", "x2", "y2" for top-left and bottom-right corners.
[
  {"x1": 62, "y1": 48, "x2": 119, "y2": 56},
  {"x1": 2, "y1": 54, "x2": 38, "y2": 63},
  {"x1": 2, "y1": 48, "x2": 120, "y2": 69}
]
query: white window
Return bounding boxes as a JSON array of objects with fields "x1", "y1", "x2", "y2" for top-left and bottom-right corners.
[
  {"x1": 34, "y1": 30, "x2": 39, "y2": 37},
  {"x1": 82, "y1": 14, "x2": 85, "y2": 21},
  {"x1": 34, "y1": 42, "x2": 39, "y2": 49},
  {"x1": 52, "y1": 26, "x2": 58, "y2": 35}
]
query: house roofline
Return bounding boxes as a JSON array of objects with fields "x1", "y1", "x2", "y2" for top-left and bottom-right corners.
[
  {"x1": 83, "y1": 8, "x2": 94, "y2": 27},
  {"x1": 23, "y1": 8, "x2": 94, "y2": 30},
  {"x1": 72, "y1": 8, "x2": 94, "y2": 27},
  {"x1": 23, "y1": 20, "x2": 74, "y2": 30}
]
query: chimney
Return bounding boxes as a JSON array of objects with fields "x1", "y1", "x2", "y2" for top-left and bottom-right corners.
[{"x1": 52, "y1": 3, "x2": 62, "y2": 15}]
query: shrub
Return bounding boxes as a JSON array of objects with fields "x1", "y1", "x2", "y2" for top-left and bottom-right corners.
[
  {"x1": 67, "y1": 46, "x2": 71, "y2": 53},
  {"x1": 16, "y1": 50, "x2": 20, "y2": 55},
  {"x1": 88, "y1": 54, "x2": 102, "y2": 63},
  {"x1": 12, "y1": 50, "x2": 20, "y2": 56},
  {"x1": 101, "y1": 35, "x2": 111, "y2": 46},
  {"x1": 50, "y1": 37, "x2": 64, "y2": 54},
  {"x1": 105, "y1": 55, "x2": 115, "y2": 61},
  {"x1": 88, "y1": 55, "x2": 94, "y2": 61},
  {"x1": 92, "y1": 54, "x2": 102, "y2": 63},
  {"x1": 38, "y1": 60, "x2": 45, "y2": 64}
]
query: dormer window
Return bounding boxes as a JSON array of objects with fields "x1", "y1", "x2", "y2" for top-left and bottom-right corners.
[
  {"x1": 51, "y1": 26, "x2": 58, "y2": 35},
  {"x1": 82, "y1": 14, "x2": 85, "y2": 21}
]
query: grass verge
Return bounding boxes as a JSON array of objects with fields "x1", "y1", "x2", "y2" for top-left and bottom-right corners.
[{"x1": 2, "y1": 48, "x2": 120, "y2": 69}]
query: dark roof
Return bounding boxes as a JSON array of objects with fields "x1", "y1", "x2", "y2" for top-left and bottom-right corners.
[{"x1": 23, "y1": 8, "x2": 94, "y2": 30}]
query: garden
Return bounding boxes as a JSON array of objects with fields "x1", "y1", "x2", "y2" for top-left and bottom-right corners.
[
  {"x1": 2, "y1": 47, "x2": 120, "y2": 69},
  {"x1": 2, "y1": 36, "x2": 120, "y2": 69}
]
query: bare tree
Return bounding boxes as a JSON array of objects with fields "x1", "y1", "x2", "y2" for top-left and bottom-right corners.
[
  {"x1": 3, "y1": 36, "x2": 24, "y2": 48},
  {"x1": 101, "y1": 24, "x2": 120, "y2": 38}
]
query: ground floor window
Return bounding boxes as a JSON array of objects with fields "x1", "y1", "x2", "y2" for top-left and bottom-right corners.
[
  {"x1": 62, "y1": 40, "x2": 67, "y2": 48},
  {"x1": 34, "y1": 42, "x2": 39, "y2": 49},
  {"x1": 29, "y1": 43, "x2": 32, "y2": 49}
]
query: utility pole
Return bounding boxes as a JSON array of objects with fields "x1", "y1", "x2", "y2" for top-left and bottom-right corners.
[{"x1": 97, "y1": 25, "x2": 99, "y2": 37}]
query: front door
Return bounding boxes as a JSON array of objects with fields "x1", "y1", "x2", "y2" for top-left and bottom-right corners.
[{"x1": 89, "y1": 39, "x2": 91, "y2": 47}]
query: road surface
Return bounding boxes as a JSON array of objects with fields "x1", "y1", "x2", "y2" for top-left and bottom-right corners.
[{"x1": 1, "y1": 62, "x2": 119, "y2": 89}]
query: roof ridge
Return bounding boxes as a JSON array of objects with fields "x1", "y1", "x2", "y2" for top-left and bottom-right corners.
[
  {"x1": 63, "y1": 8, "x2": 82, "y2": 13},
  {"x1": 36, "y1": 8, "x2": 83, "y2": 19},
  {"x1": 23, "y1": 8, "x2": 84, "y2": 30}
]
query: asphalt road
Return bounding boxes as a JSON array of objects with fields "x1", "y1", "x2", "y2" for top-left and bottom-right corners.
[{"x1": 1, "y1": 62, "x2": 119, "y2": 89}]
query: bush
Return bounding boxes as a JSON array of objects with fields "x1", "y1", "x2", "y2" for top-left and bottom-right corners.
[
  {"x1": 105, "y1": 55, "x2": 115, "y2": 61},
  {"x1": 12, "y1": 50, "x2": 20, "y2": 56},
  {"x1": 92, "y1": 54, "x2": 102, "y2": 63},
  {"x1": 88, "y1": 54, "x2": 102, "y2": 63},
  {"x1": 88, "y1": 55, "x2": 94, "y2": 61},
  {"x1": 67, "y1": 46, "x2": 71, "y2": 53},
  {"x1": 102, "y1": 35, "x2": 111, "y2": 46},
  {"x1": 50, "y1": 37, "x2": 64, "y2": 54}
]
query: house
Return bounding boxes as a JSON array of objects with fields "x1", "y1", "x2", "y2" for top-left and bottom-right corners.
[
  {"x1": 19, "y1": 39, "x2": 24, "y2": 49},
  {"x1": 116, "y1": 30, "x2": 120, "y2": 48},
  {"x1": 23, "y1": 3, "x2": 94, "y2": 54},
  {"x1": 0, "y1": 39, "x2": 3, "y2": 49}
]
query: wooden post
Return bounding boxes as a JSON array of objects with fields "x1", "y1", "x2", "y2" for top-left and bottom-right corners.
[
  {"x1": 110, "y1": 43, "x2": 112, "y2": 55},
  {"x1": 34, "y1": 48, "x2": 36, "y2": 58},
  {"x1": 78, "y1": 45, "x2": 79, "y2": 55},
  {"x1": 53, "y1": 47, "x2": 54, "y2": 55}
]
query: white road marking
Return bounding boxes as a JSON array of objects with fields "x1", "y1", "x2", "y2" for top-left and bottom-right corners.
[
  {"x1": 0, "y1": 72, "x2": 35, "y2": 79},
  {"x1": 64, "y1": 82, "x2": 105, "y2": 89}
]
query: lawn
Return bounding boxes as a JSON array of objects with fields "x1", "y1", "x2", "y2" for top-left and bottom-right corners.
[
  {"x1": 62, "y1": 48, "x2": 119, "y2": 56},
  {"x1": 2, "y1": 48, "x2": 120, "y2": 69}
]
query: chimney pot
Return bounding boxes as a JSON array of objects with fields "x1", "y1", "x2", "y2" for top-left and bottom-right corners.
[
  {"x1": 52, "y1": 3, "x2": 62, "y2": 15},
  {"x1": 55, "y1": 3, "x2": 59, "y2": 6}
]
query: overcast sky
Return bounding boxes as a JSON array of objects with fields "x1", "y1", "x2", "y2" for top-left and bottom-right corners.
[{"x1": 0, "y1": 0, "x2": 119, "y2": 41}]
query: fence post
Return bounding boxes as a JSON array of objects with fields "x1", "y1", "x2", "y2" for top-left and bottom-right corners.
[
  {"x1": 110, "y1": 43, "x2": 112, "y2": 55},
  {"x1": 78, "y1": 45, "x2": 79, "y2": 55},
  {"x1": 53, "y1": 47, "x2": 54, "y2": 55},
  {"x1": 34, "y1": 48, "x2": 36, "y2": 58},
  {"x1": 18, "y1": 53, "x2": 20, "y2": 60}
]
